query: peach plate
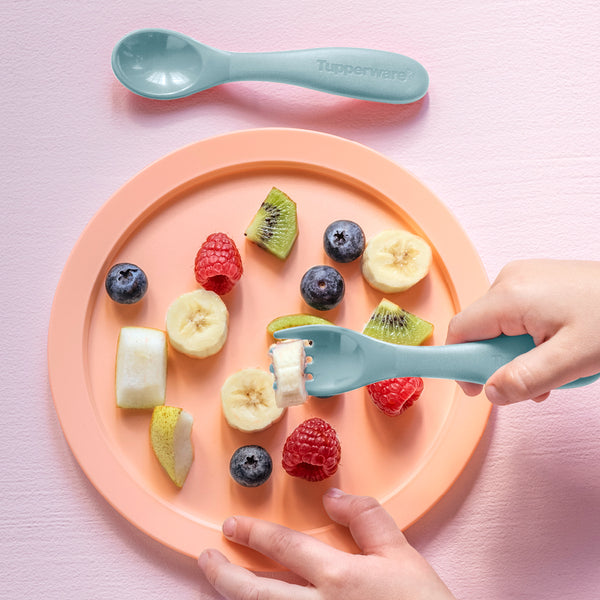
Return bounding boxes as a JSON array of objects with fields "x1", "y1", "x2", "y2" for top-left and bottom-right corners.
[{"x1": 48, "y1": 128, "x2": 491, "y2": 571}]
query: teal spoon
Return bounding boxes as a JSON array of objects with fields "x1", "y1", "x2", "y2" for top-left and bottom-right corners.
[
  {"x1": 273, "y1": 325, "x2": 600, "y2": 397},
  {"x1": 111, "y1": 28, "x2": 428, "y2": 103}
]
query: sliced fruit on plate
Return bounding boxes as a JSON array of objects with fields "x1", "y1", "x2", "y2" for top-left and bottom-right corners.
[
  {"x1": 115, "y1": 326, "x2": 167, "y2": 409},
  {"x1": 165, "y1": 289, "x2": 228, "y2": 358},
  {"x1": 266, "y1": 313, "x2": 333, "y2": 338},
  {"x1": 244, "y1": 187, "x2": 298, "y2": 260},
  {"x1": 269, "y1": 339, "x2": 308, "y2": 408},
  {"x1": 221, "y1": 368, "x2": 285, "y2": 432},
  {"x1": 150, "y1": 406, "x2": 194, "y2": 488},
  {"x1": 361, "y1": 229, "x2": 432, "y2": 293},
  {"x1": 363, "y1": 298, "x2": 434, "y2": 346}
]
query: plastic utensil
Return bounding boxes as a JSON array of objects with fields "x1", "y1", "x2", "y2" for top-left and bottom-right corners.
[
  {"x1": 273, "y1": 325, "x2": 600, "y2": 397},
  {"x1": 111, "y1": 28, "x2": 428, "y2": 103}
]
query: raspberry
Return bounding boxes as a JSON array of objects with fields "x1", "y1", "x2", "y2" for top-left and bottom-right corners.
[
  {"x1": 281, "y1": 417, "x2": 341, "y2": 482},
  {"x1": 367, "y1": 377, "x2": 423, "y2": 417},
  {"x1": 194, "y1": 233, "x2": 243, "y2": 295}
]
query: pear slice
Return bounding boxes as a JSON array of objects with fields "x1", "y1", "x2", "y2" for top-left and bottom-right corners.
[
  {"x1": 150, "y1": 406, "x2": 194, "y2": 488},
  {"x1": 115, "y1": 327, "x2": 167, "y2": 409}
]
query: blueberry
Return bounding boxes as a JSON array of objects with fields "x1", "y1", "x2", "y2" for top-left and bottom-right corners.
[
  {"x1": 323, "y1": 220, "x2": 365, "y2": 263},
  {"x1": 300, "y1": 265, "x2": 345, "y2": 311},
  {"x1": 105, "y1": 263, "x2": 148, "y2": 304},
  {"x1": 229, "y1": 445, "x2": 273, "y2": 487}
]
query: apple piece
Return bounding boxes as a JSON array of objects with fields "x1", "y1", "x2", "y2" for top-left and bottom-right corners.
[
  {"x1": 150, "y1": 406, "x2": 194, "y2": 487},
  {"x1": 115, "y1": 326, "x2": 167, "y2": 409}
]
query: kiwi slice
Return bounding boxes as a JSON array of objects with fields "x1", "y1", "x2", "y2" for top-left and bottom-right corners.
[
  {"x1": 245, "y1": 187, "x2": 298, "y2": 260},
  {"x1": 267, "y1": 314, "x2": 333, "y2": 338},
  {"x1": 362, "y1": 298, "x2": 433, "y2": 346}
]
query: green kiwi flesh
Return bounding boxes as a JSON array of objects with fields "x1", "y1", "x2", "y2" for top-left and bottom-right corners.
[
  {"x1": 267, "y1": 314, "x2": 333, "y2": 338},
  {"x1": 362, "y1": 298, "x2": 433, "y2": 345},
  {"x1": 245, "y1": 187, "x2": 298, "y2": 260}
]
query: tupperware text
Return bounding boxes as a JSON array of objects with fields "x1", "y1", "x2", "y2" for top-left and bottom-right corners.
[{"x1": 316, "y1": 59, "x2": 414, "y2": 81}]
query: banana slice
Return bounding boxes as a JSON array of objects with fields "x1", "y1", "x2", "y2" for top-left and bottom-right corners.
[
  {"x1": 221, "y1": 368, "x2": 285, "y2": 432},
  {"x1": 361, "y1": 230, "x2": 432, "y2": 293},
  {"x1": 165, "y1": 289, "x2": 228, "y2": 358},
  {"x1": 269, "y1": 339, "x2": 308, "y2": 408}
]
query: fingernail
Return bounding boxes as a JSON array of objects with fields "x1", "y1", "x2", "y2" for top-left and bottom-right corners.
[
  {"x1": 222, "y1": 517, "x2": 237, "y2": 538},
  {"x1": 325, "y1": 487, "x2": 345, "y2": 498},
  {"x1": 486, "y1": 384, "x2": 508, "y2": 405},
  {"x1": 198, "y1": 549, "x2": 210, "y2": 570}
]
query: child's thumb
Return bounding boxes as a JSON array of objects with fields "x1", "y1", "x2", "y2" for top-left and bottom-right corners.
[{"x1": 484, "y1": 335, "x2": 575, "y2": 404}]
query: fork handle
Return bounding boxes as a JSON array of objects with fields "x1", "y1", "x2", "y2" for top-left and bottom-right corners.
[{"x1": 380, "y1": 334, "x2": 598, "y2": 389}]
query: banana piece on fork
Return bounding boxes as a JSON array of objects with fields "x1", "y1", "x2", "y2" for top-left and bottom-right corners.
[{"x1": 269, "y1": 339, "x2": 308, "y2": 408}]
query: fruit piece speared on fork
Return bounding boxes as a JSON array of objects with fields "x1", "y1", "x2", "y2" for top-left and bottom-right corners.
[
  {"x1": 245, "y1": 187, "x2": 298, "y2": 260},
  {"x1": 269, "y1": 339, "x2": 308, "y2": 408}
]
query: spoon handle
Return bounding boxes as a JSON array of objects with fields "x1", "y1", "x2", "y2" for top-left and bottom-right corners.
[{"x1": 226, "y1": 47, "x2": 428, "y2": 104}]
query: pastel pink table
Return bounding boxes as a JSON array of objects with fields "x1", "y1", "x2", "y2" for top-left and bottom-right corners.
[{"x1": 3, "y1": 2, "x2": 599, "y2": 599}]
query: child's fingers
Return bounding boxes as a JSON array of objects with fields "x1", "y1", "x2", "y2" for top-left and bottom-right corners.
[
  {"x1": 219, "y1": 515, "x2": 344, "y2": 584},
  {"x1": 198, "y1": 549, "x2": 314, "y2": 600},
  {"x1": 322, "y1": 489, "x2": 407, "y2": 557},
  {"x1": 446, "y1": 292, "x2": 510, "y2": 345},
  {"x1": 485, "y1": 330, "x2": 581, "y2": 404}
]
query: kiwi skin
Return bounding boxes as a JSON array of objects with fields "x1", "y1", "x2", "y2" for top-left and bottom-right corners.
[
  {"x1": 267, "y1": 314, "x2": 333, "y2": 339},
  {"x1": 245, "y1": 187, "x2": 298, "y2": 260},
  {"x1": 363, "y1": 298, "x2": 433, "y2": 346}
]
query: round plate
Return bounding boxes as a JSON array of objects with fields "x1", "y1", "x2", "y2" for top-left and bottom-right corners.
[{"x1": 48, "y1": 128, "x2": 490, "y2": 570}]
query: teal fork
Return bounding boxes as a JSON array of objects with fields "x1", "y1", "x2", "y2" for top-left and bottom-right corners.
[{"x1": 273, "y1": 325, "x2": 600, "y2": 397}]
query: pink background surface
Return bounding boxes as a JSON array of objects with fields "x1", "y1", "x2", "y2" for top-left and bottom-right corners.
[{"x1": 3, "y1": 1, "x2": 599, "y2": 598}]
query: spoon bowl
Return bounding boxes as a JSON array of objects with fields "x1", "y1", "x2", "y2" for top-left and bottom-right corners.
[
  {"x1": 111, "y1": 28, "x2": 429, "y2": 103},
  {"x1": 112, "y1": 29, "x2": 228, "y2": 99}
]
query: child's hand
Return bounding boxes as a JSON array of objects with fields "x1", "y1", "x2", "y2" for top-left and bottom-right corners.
[
  {"x1": 198, "y1": 488, "x2": 455, "y2": 600},
  {"x1": 446, "y1": 259, "x2": 600, "y2": 404}
]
